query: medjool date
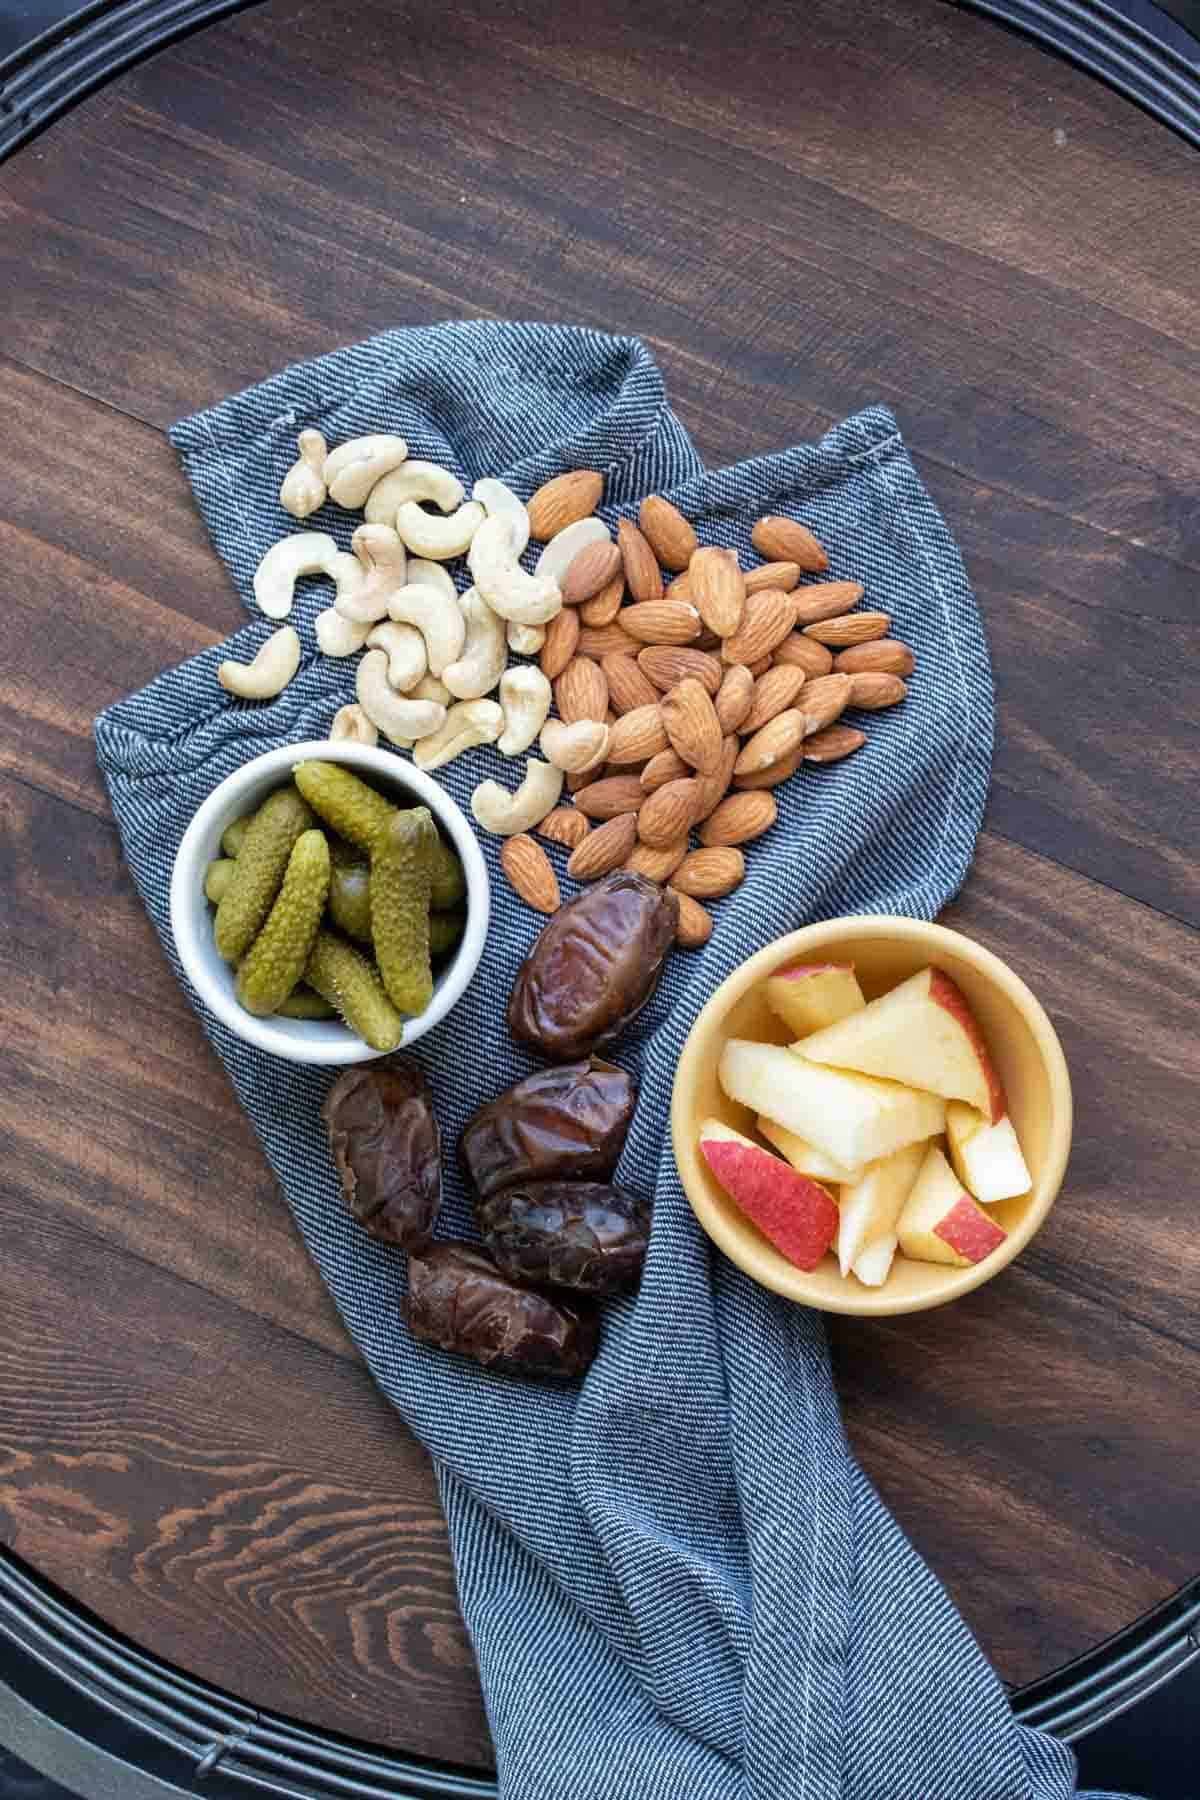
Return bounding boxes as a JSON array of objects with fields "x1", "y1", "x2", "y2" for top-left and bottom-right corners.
[
  {"x1": 506, "y1": 871, "x2": 678, "y2": 1061},
  {"x1": 405, "y1": 1243, "x2": 598, "y2": 1379},
  {"x1": 477, "y1": 1181, "x2": 650, "y2": 1296},
  {"x1": 460, "y1": 1059, "x2": 636, "y2": 1200},
  {"x1": 322, "y1": 1062, "x2": 441, "y2": 1249}
]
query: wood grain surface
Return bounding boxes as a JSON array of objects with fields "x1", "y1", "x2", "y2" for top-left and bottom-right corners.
[{"x1": 1, "y1": 0, "x2": 1198, "y2": 1766}]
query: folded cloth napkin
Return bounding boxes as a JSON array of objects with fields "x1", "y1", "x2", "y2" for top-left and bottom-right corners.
[{"x1": 95, "y1": 321, "x2": 1125, "y2": 1800}]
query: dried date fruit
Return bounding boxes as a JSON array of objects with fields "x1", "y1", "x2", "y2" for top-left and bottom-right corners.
[
  {"x1": 404, "y1": 1242, "x2": 598, "y2": 1379},
  {"x1": 461, "y1": 1059, "x2": 636, "y2": 1200},
  {"x1": 477, "y1": 1181, "x2": 651, "y2": 1296},
  {"x1": 507, "y1": 870, "x2": 679, "y2": 1061},
  {"x1": 322, "y1": 1062, "x2": 442, "y2": 1250}
]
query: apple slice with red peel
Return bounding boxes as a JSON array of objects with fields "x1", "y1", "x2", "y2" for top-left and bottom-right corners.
[
  {"x1": 946, "y1": 1101, "x2": 1031, "y2": 1204},
  {"x1": 764, "y1": 963, "x2": 865, "y2": 1037},
  {"x1": 851, "y1": 1232, "x2": 897, "y2": 1288},
  {"x1": 718, "y1": 1039, "x2": 945, "y2": 1170},
  {"x1": 697, "y1": 1119, "x2": 838, "y2": 1271},
  {"x1": 836, "y1": 1139, "x2": 928, "y2": 1277},
  {"x1": 756, "y1": 1116, "x2": 865, "y2": 1186},
  {"x1": 897, "y1": 1145, "x2": 1008, "y2": 1267},
  {"x1": 797, "y1": 967, "x2": 1006, "y2": 1123}
]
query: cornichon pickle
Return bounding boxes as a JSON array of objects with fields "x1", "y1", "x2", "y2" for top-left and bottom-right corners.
[
  {"x1": 370, "y1": 809, "x2": 435, "y2": 1017},
  {"x1": 293, "y1": 761, "x2": 392, "y2": 852},
  {"x1": 213, "y1": 786, "x2": 314, "y2": 963},
  {"x1": 306, "y1": 929, "x2": 403, "y2": 1052},
  {"x1": 277, "y1": 985, "x2": 337, "y2": 1019},
  {"x1": 430, "y1": 838, "x2": 465, "y2": 911},
  {"x1": 236, "y1": 830, "x2": 331, "y2": 1017},
  {"x1": 204, "y1": 858, "x2": 236, "y2": 904},
  {"x1": 328, "y1": 858, "x2": 372, "y2": 943},
  {"x1": 429, "y1": 907, "x2": 466, "y2": 959},
  {"x1": 221, "y1": 812, "x2": 255, "y2": 859}
]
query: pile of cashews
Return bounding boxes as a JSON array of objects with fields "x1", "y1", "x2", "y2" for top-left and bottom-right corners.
[{"x1": 214, "y1": 430, "x2": 612, "y2": 837}]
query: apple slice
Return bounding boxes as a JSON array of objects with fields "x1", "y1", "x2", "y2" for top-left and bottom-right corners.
[
  {"x1": 697, "y1": 1120, "x2": 838, "y2": 1271},
  {"x1": 851, "y1": 1233, "x2": 897, "y2": 1288},
  {"x1": 756, "y1": 1116, "x2": 865, "y2": 1186},
  {"x1": 836, "y1": 1139, "x2": 928, "y2": 1277},
  {"x1": 897, "y1": 1145, "x2": 1007, "y2": 1268},
  {"x1": 946, "y1": 1101, "x2": 1031, "y2": 1204},
  {"x1": 718, "y1": 1039, "x2": 945, "y2": 1170},
  {"x1": 764, "y1": 963, "x2": 865, "y2": 1037},
  {"x1": 796, "y1": 966, "x2": 1006, "y2": 1123}
]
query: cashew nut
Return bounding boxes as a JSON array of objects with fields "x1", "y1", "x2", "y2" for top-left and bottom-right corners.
[
  {"x1": 323, "y1": 434, "x2": 408, "y2": 508},
  {"x1": 534, "y1": 516, "x2": 611, "y2": 585},
  {"x1": 366, "y1": 620, "x2": 428, "y2": 691},
  {"x1": 328, "y1": 704, "x2": 378, "y2": 746},
  {"x1": 507, "y1": 620, "x2": 546, "y2": 656},
  {"x1": 356, "y1": 649, "x2": 446, "y2": 743},
  {"x1": 386, "y1": 581, "x2": 467, "y2": 678},
  {"x1": 442, "y1": 588, "x2": 506, "y2": 700},
  {"x1": 364, "y1": 460, "x2": 464, "y2": 525},
  {"x1": 473, "y1": 477, "x2": 531, "y2": 557},
  {"x1": 218, "y1": 626, "x2": 302, "y2": 699},
  {"x1": 280, "y1": 429, "x2": 328, "y2": 518},
  {"x1": 413, "y1": 699, "x2": 504, "y2": 772},
  {"x1": 315, "y1": 606, "x2": 371, "y2": 657},
  {"x1": 253, "y1": 532, "x2": 364, "y2": 620},
  {"x1": 396, "y1": 498, "x2": 485, "y2": 561},
  {"x1": 468, "y1": 515, "x2": 562, "y2": 626},
  {"x1": 539, "y1": 717, "x2": 610, "y2": 773},
  {"x1": 388, "y1": 675, "x2": 453, "y2": 749},
  {"x1": 335, "y1": 524, "x2": 408, "y2": 624},
  {"x1": 471, "y1": 758, "x2": 563, "y2": 836},
  {"x1": 405, "y1": 559, "x2": 458, "y2": 604},
  {"x1": 497, "y1": 665, "x2": 553, "y2": 756}
]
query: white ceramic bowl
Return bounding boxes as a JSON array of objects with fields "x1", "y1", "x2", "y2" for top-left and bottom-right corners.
[{"x1": 169, "y1": 740, "x2": 489, "y2": 1065}]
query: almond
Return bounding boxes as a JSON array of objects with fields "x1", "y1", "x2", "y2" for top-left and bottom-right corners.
[
  {"x1": 537, "y1": 807, "x2": 591, "y2": 849},
  {"x1": 848, "y1": 672, "x2": 908, "y2": 709},
  {"x1": 800, "y1": 673, "x2": 853, "y2": 735},
  {"x1": 637, "y1": 778, "x2": 704, "y2": 847},
  {"x1": 539, "y1": 608, "x2": 581, "y2": 680},
  {"x1": 774, "y1": 633, "x2": 834, "y2": 677},
  {"x1": 740, "y1": 664, "x2": 807, "y2": 735},
  {"x1": 674, "y1": 891, "x2": 714, "y2": 949},
  {"x1": 790, "y1": 581, "x2": 864, "y2": 627},
  {"x1": 621, "y1": 601, "x2": 702, "y2": 646},
  {"x1": 732, "y1": 745, "x2": 805, "y2": 790},
  {"x1": 625, "y1": 835, "x2": 691, "y2": 882},
  {"x1": 526, "y1": 471, "x2": 603, "y2": 540},
  {"x1": 720, "y1": 590, "x2": 794, "y2": 665},
  {"x1": 640, "y1": 747, "x2": 691, "y2": 792},
  {"x1": 580, "y1": 571, "x2": 626, "y2": 627},
  {"x1": 573, "y1": 775, "x2": 646, "y2": 820},
  {"x1": 746, "y1": 654, "x2": 773, "y2": 677},
  {"x1": 734, "y1": 708, "x2": 807, "y2": 775},
  {"x1": 606, "y1": 703, "x2": 669, "y2": 764},
  {"x1": 671, "y1": 847, "x2": 745, "y2": 900},
  {"x1": 636, "y1": 646, "x2": 722, "y2": 695},
  {"x1": 699, "y1": 790, "x2": 778, "y2": 847},
  {"x1": 578, "y1": 622, "x2": 640, "y2": 659},
  {"x1": 560, "y1": 540, "x2": 622, "y2": 607},
  {"x1": 567, "y1": 763, "x2": 605, "y2": 794},
  {"x1": 804, "y1": 724, "x2": 866, "y2": 763},
  {"x1": 834, "y1": 639, "x2": 915, "y2": 677},
  {"x1": 689, "y1": 546, "x2": 745, "y2": 638},
  {"x1": 665, "y1": 571, "x2": 693, "y2": 602},
  {"x1": 501, "y1": 835, "x2": 560, "y2": 912},
  {"x1": 751, "y1": 515, "x2": 829, "y2": 571},
  {"x1": 691, "y1": 733, "x2": 738, "y2": 819},
  {"x1": 618, "y1": 518, "x2": 663, "y2": 603},
  {"x1": 660, "y1": 677, "x2": 724, "y2": 775},
  {"x1": 713, "y1": 664, "x2": 755, "y2": 734},
  {"x1": 602, "y1": 653, "x2": 659, "y2": 715},
  {"x1": 694, "y1": 626, "x2": 722, "y2": 652},
  {"x1": 745, "y1": 560, "x2": 800, "y2": 595},
  {"x1": 804, "y1": 611, "x2": 890, "y2": 647},
  {"x1": 567, "y1": 812, "x2": 638, "y2": 880},
  {"x1": 639, "y1": 496, "x2": 697, "y2": 572},
  {"x1": 554, "y1": 655, "x2": 609, "y2": 724}
]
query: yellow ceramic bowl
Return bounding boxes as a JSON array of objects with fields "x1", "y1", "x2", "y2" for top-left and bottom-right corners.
[{"x1": 670, "y1": 916, "x2": 1072, "y2": 1316}]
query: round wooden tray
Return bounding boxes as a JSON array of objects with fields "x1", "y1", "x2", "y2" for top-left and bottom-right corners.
[{"x1": 1, "y1": 0, "x2": 1197, "y2": 1778}]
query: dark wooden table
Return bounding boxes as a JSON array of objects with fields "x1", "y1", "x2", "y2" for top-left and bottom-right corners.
[{"x1": 1, "y1": 0, "x2": 1198, "y2": 1770}]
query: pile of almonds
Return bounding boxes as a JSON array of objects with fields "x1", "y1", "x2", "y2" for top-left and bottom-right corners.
[{"x1": 502, "y1": 476, "x2": 915, "y2": 948}]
